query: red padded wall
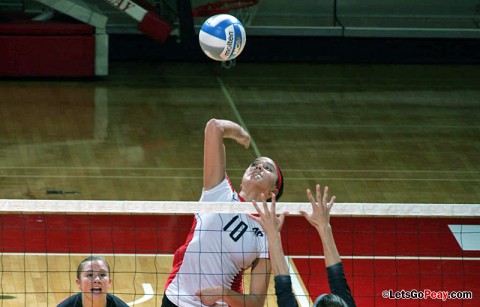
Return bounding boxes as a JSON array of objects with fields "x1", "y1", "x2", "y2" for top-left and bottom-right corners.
[{"x1": 0, "y1": 14, "x2": 96, "y2": 77}]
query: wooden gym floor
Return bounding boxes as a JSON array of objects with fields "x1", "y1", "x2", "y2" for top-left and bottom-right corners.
[
  {"x1": 0, "y1": 61, "x2": 479, "y2": 203},
  {"x1": 0, "y1": 61, "x2": 479, "y2": 306}
]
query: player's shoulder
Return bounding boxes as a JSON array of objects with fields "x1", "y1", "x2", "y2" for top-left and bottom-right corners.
[
  {"x1": 57, "y1": 293, "x2": 81, "y2": 306},
  {"x1": 107, "y1": 293, "x2": 129, "y2": 306}
]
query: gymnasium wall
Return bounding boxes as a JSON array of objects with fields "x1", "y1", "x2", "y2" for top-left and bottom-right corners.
[
  {"x1": 106, "y1": 0, "x2": 480, "y2": 63},
  {"x1": 1, "y1": 0, "x2": 479, "y2": 64},
  {"x1": 254, "y1": 0, "x2": 478, "y2": 17}
]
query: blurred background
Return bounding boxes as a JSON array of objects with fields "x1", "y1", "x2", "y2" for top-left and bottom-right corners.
[
  {"x1": 1, "y1": 0, "x2": 479, "y2": 66},
  {"x1": 0, "y1": 0, "x2": 479, "y2": 202}
]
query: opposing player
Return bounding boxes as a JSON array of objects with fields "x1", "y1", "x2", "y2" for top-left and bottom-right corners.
[
  {"x1": 249, "y1": 185, "x2": 356, "y2": 307},
  {"x1": 57, "y1": 256, "x2": 128, "y2": 307},
  {"x1": 162, "y1": 118, "x2": 284, "y2": 307}
]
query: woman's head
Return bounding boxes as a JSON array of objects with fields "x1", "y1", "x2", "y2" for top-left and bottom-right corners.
[
  {"x1": 313, "y1": 293, "x2": 348, "y2": 307},
  {"x1": 241, "y1": 157, "x2": 284, "y2": 201},
  {"x1": 76, "y1": 256, "x2": 112, "y2": 303}
]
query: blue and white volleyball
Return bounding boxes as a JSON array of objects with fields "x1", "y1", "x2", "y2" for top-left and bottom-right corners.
[{"x1": 199, "y1": 14, "x2": 246, "y2": 61}]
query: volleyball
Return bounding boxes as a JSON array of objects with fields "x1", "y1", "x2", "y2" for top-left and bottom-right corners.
[{"x1": 199, "y1": 14, "x2": 246, "y2": 61}]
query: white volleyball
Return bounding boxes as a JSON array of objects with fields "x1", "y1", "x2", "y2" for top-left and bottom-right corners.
[{"x1": 199, "y1": 14, "x2": 246, "y2": 61}]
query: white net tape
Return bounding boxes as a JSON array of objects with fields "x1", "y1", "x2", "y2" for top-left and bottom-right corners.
[{"x1": 1, "y1": 200, "x2": 479, "y2": 216}]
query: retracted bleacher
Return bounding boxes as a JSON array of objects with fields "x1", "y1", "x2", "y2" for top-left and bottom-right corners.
[{"x1": 0, "y1": 0, "x2": 108, "y2": 77}]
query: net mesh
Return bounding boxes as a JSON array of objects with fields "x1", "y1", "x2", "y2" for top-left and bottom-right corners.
[{"x1": 1, "y1": 200, "x2": 479, "y2": 306}]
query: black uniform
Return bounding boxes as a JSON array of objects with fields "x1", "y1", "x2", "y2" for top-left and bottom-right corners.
[
  {"x1": 57, "y1": 293, "x2": 129, "y2": 307},
  {"x1": 274, "y1": 262, "x2": 355, "y2": 307}
]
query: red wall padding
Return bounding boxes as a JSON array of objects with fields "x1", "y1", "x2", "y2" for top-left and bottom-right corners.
[
  {"x1": 0, "y1": 21, "x2": 94, "y2": 35},
  {"x1": 0, "y1": 14, "x2": 96, "y2": 77}
]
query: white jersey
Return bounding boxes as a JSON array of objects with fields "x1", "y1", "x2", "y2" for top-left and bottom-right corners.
[{"x1": 164, "y1": 177, "x2": 269, "y2": 306}]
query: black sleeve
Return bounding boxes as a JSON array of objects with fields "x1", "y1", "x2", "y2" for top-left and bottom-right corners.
[
  {"x1": 326, "y1": 262, "x2": 356, "y2": 307},
  {"x1": 107, "y1": 293, "x2": 130, "y2": 306},
  {"x1": 274, "y1": 275, "x2": 299, "y2": 307},
  {"x1": 57, "y1": 293, "x2": 82, "y2": 307}
]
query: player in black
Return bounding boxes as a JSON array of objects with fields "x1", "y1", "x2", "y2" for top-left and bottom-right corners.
[{"x1": 249, "y1": 184, "x2": 355, "y2": 307}]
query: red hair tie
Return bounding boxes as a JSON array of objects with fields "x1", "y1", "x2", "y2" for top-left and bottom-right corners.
[{"x1": 273, "y1": 162, "x2": 282, "y2": 195}]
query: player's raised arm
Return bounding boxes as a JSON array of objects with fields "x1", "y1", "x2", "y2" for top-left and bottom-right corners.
[
  {"x1": 249, "y1": 194, "x2": 298, "y2": 307},
  {"x1": 301, "y1": 184, "x2": 356, "y2": 307},
  {"x1": 301, "y1": 184, "x2": 340, "y2": 267},
  {"x1": 203, "y1": 118, "x2": 250, "y2": 190}
]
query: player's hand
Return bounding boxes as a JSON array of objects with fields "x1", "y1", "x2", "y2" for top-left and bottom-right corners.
[
  {"x1": 300, "y1": 184, "x2": 335, "y2": 230},
  {"x1": 196, "y1": 286, "x2": 225, "y2": 306},
  {"x1": 217, "y1": 119, "x2": 250, "y2": 149},
  {"x1": 232, "y1": 128, "x2": 250, "y2": 149},
  {"x1": 249, "y1": 193, "x2": 288, "y2": 235}
]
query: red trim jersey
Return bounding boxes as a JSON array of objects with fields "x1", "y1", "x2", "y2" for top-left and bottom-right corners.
[{"x1": 164, "y1": 177, "x2": 269, "y2": 306}]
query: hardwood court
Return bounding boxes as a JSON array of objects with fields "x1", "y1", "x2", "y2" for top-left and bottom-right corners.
[
  {"x1": 0, "y1": 62, "x2": 479, "y2": 203},
  {"x1": 1, "y1": 61, "x2": 479, "y2": 306},
  {"x1": 0, "y1": 252, "x2": 299, "y2": 306}
]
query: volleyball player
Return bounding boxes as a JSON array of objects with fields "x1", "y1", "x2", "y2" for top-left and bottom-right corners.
[
  {"x1": 162, "y1": 118, "x2": 284, "y2": 307},
  {"x1": 57, "y1": 256, "x2": 128, "y2": 307},
  {"x1": 249, "y1": 185, "x2": 356, "y2": 307}
]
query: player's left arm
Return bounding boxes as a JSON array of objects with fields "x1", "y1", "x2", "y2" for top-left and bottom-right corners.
[
  {"x1": 246, "y1": 257, "x2": 271, "y2": 304},
  {"x1": 196, "y1": 258, "x2": 271, "y2": 307}
]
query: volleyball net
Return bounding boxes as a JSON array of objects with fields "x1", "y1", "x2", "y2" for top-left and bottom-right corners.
[{"x1": 1, "y1": 200, "x2": 479, "y2": 306}]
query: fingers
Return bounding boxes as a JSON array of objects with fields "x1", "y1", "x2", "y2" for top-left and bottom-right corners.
[
  {"x1": 239, "y1": 133, "x2": 250, "y2": 149},
  {"x1": 307, "y1": 184, "x2": 336, "y2": 209},
  {"x1": 299, "y1": 210, "x2": 309, "y2": 220},
  {"x1": 250, "y1": 194, "x2": 290, "y2": 232},
  {"x1": 323, "y1": 186, "x2": 329, "y2": 205},
  {"x1": 250, "y1": 194, "x2": 274, "y2": 218},
  {"x1": 315, "y1": 184, "x2": 322, "y2": 204},
  {"x1": 270, "y1": 193, "x2": 276, "y2": 213},
  {"x1": 306, "y1": 188, "x2": 315, "y2": 204},
  {"x1": 329, "y1": 196, "x2": 336, "y2": 209},
  {"x1": 308, "y1": 185, "x2": 326, "y2": 206},
  {"x1": 278, "y1": 211, "x2": 289, "y2": 227},
  {"x1": 252, "y1": 199, "x2": 260, "y2": 211},
  {"x1": 252, "y1": 194, "x2": 267, "y2": 213},
  {"x1": 244, "y1": 138, "x2": 251, "y2": 149}
]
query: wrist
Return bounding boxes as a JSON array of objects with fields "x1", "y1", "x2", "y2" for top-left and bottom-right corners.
[
  {"x1": 316, "y1": 224, "x2": 331, "y2": 235},
  {"x1": 268, "y1": 235, "x2": 282, "y2": 249}
]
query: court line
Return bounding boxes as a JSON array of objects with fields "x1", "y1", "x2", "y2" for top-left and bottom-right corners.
[
  {"x1": 217, "y1": 77, "x2": 261, "y2": 157},
  {"x1": 126, "y1": 283, "x2": 154, "y2": 306},
  {"x1": 0, "y1": 253, "x2": 175, "y2": 256},
  {"x1": 0, "y1": 166, "x2": 480, "y2": 174},
  {"x1": 0, "y1": 175, "x2": 203, "y2": 179},
  {"x1": 287, "y1": 256, "x2": 310, "y2": 307},
  {"x1": 0, "y1": 166, "x2": 204, "y2": 170},
  {"x1": 0, "y1": 175, "x2": 479, "y2": 182},
  {"x1": 289, "y1": 256, "x2": 480, "y2": 261},
  {"x1": 1, "y1": 166, "x2": 477, "y2": 174},
  {"x1": 247, "y1": 123, "x2": 480, "y2": 129},
  {"x1": 2, "y1": 253, "x2": 480, "y2": 261}
]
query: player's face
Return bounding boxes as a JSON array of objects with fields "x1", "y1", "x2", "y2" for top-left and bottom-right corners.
[
  {"x1": 242, "y1": 157, "x2": 278, "y2": 196},
  {"x1": 76, "y1": 260, "x2": 111, "y2": 303}
]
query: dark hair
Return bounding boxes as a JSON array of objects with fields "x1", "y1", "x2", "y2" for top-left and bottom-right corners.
[
  {"x1": 76, "y1": 256, "x2": 110, "y2": 279},
  {"x1": 275, "y1": 165, "x2": 284, "y2": 200},
  {"x1": 267, "y1": 161, "x2": 284, "y2": 202},
  {"x1": 314, "y1": 294, "x2": 348, "y2": 307}
]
